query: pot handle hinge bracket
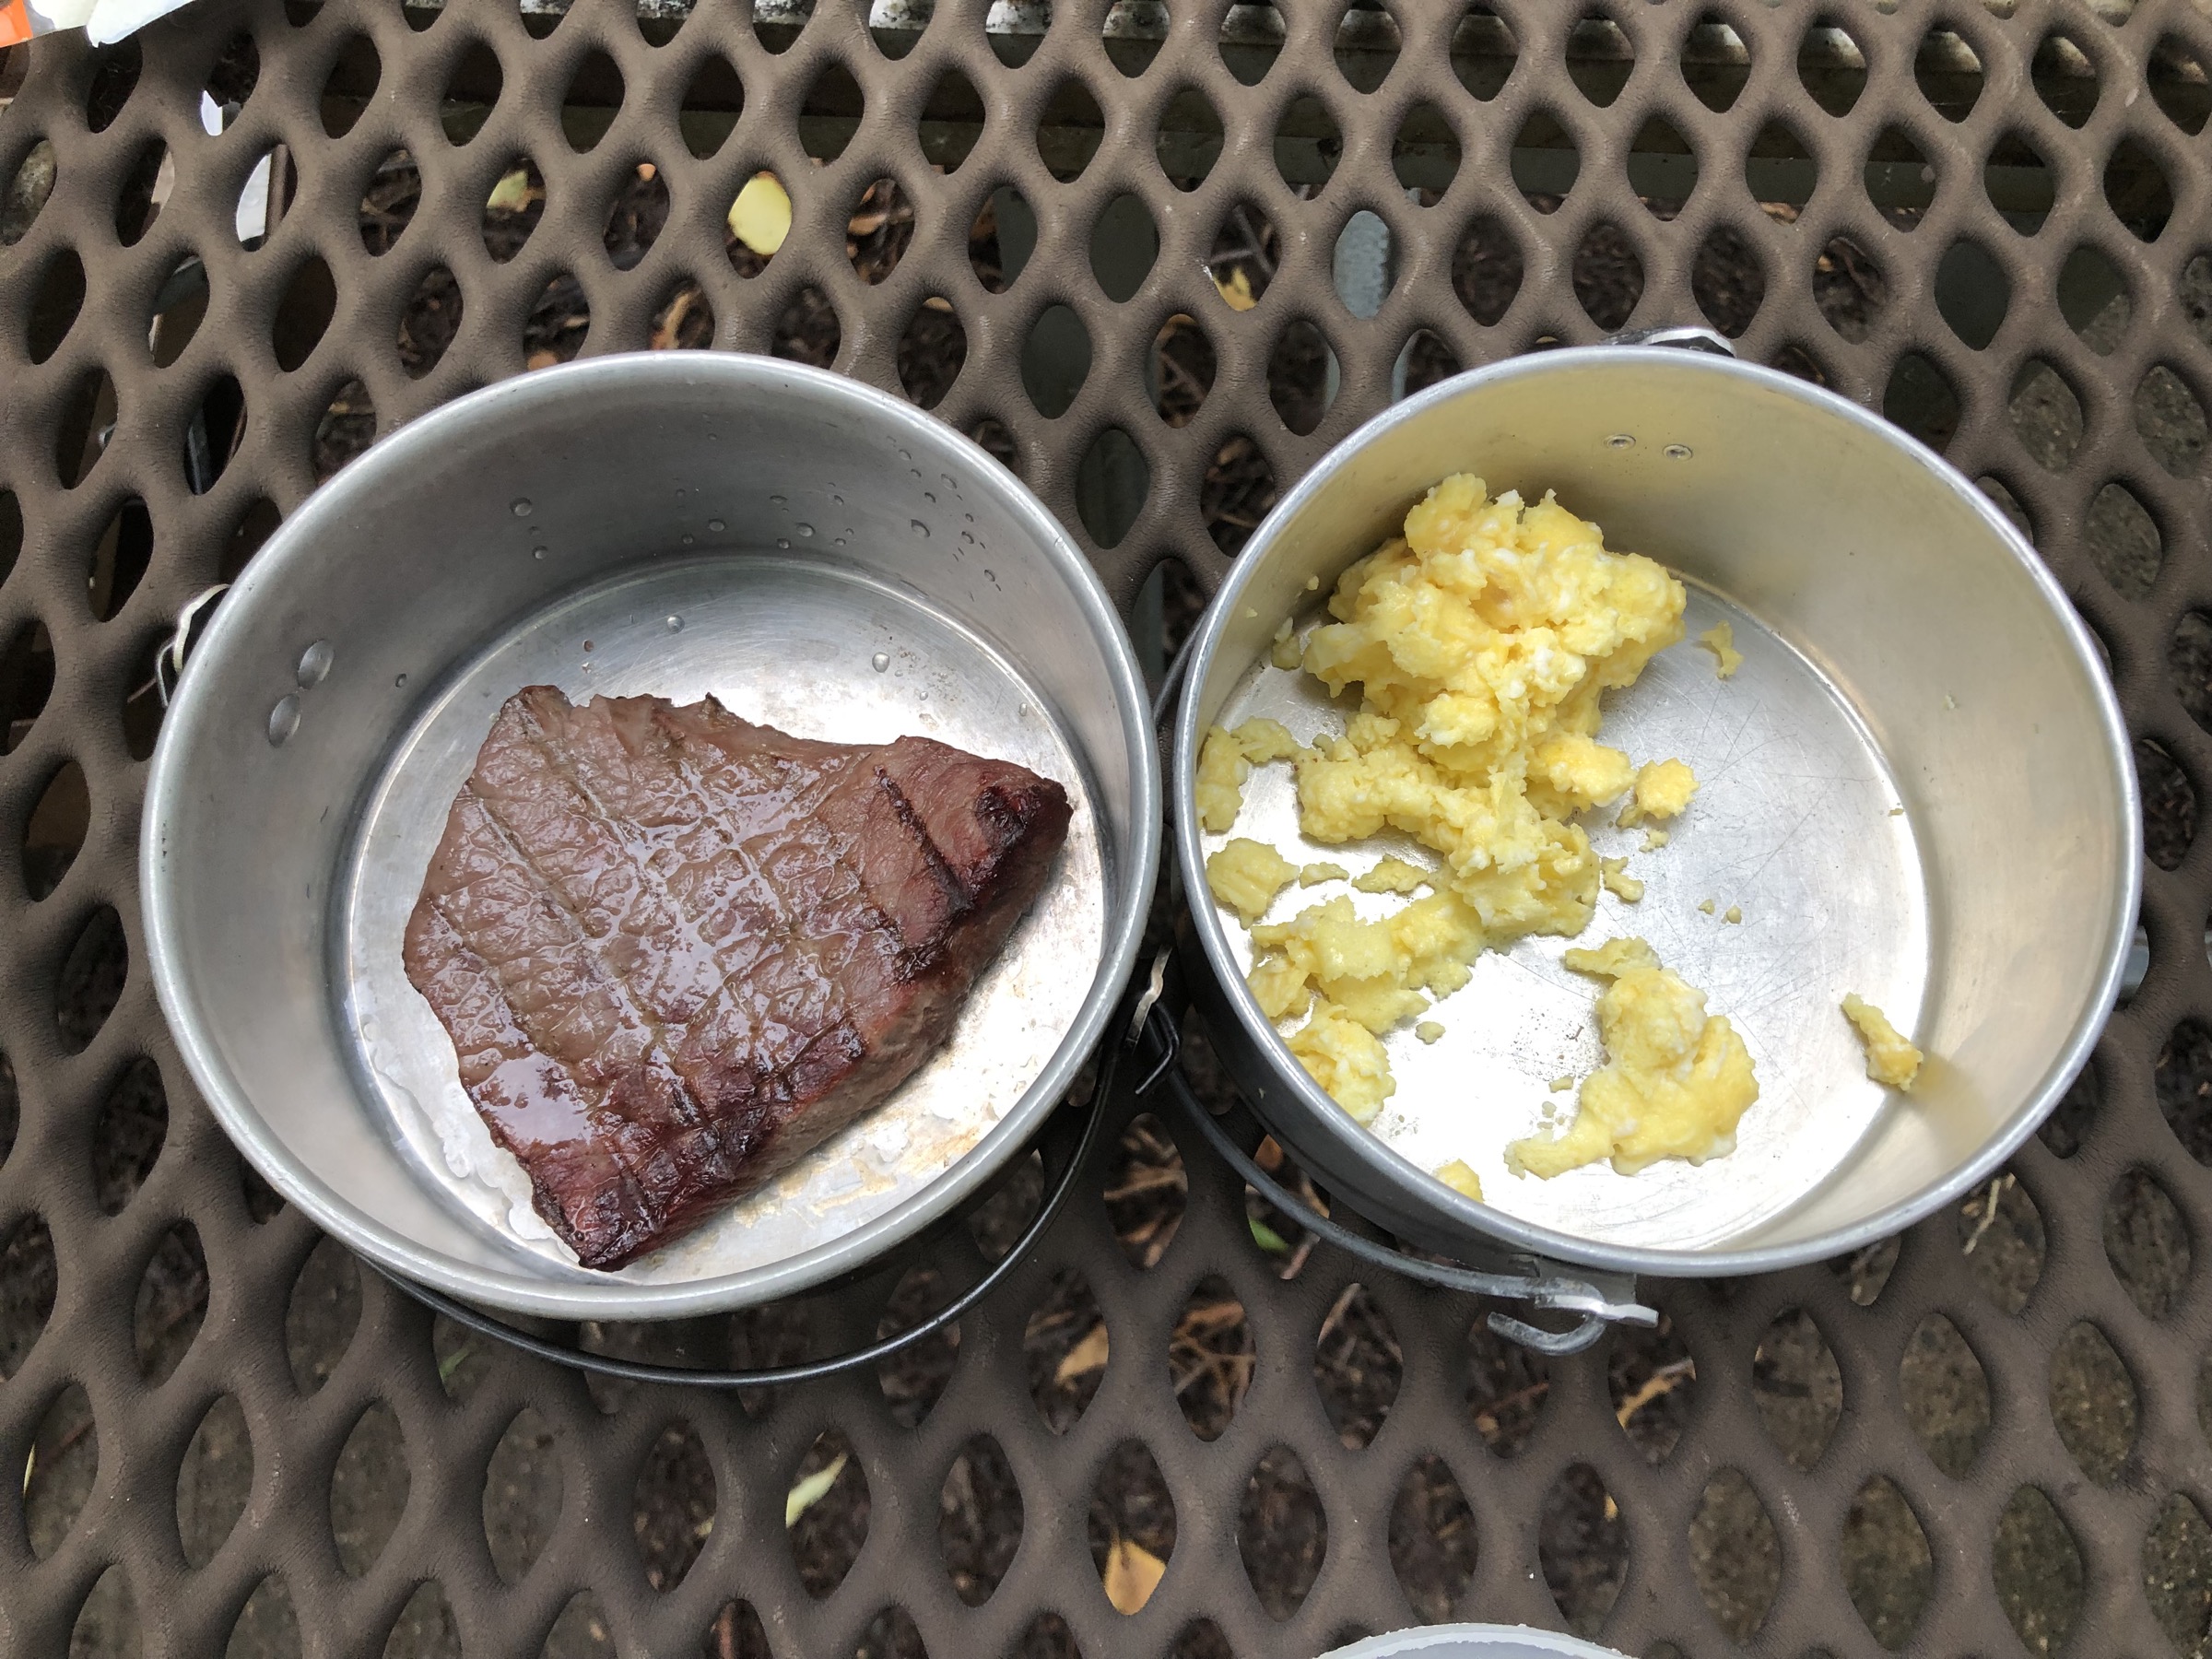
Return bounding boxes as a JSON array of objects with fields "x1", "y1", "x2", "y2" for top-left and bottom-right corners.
[{"x1": 1134, "y1": 978, "x2": 1655, "y2": 1358}]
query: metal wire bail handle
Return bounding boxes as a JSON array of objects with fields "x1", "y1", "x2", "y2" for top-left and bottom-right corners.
[
  {"x1": 1137, "y1": 993, "x2": 1654, "y2": 1358},
  {"x1": 153, "y1": 582, "x2": 230, "y2": 708}
]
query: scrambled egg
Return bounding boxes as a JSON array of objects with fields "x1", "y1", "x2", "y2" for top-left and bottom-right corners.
[
  {"x1": 1617, "y1": 759, "x2": 1698, "y2": 829},
  {"x1": 1354, "y1": 856, "x2": 1433, "y2": 895},
  {"x1": 1247, "y1": 892, "x2": 1486, "y2": 1033},
  {"x1": 1842, "y1": 994, "x2": 1922, "y2": 1089},
  {"x1": 1508, "y1": 938, "x2": 1759, "y2": 1179},
  {"x1": 1286, "y1": 1001, "x2": 1393, "y2": 1123},
  {"x1": 1236, "y1": 477, "x2": 1691, "y2": 1107},
  {"x1": 1206, "y1": 838, "x2": 1300, "y2": 924},
  {"x1": 1698, "y1": 622, "x2": 1744, "y2": 678},
  {"x1": 1195, "y1": 717, "x2": 1301, "y2": 833},
  {"x1": 1300, "y1": 862, "x2": 1349, "y2": 886},
  {"x1": 1435, "y1": 1159, "x2": 1484, "y2": 1201}
]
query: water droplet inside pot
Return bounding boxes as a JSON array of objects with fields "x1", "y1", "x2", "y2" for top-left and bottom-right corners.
[
  {"x1": 911, "y1": 520, "x2": 929, "y2": 538},
  {"x1": 777, "y1": 538, "x2": 791, "y2": 548},
  {"x1": 924, "y1": 492, "x2": 936, "y2": 504},
  {"x1": 1606, "y1": 433, "x2": 1635, "y2": 449},
  {"x1": 1664, "y1": 444, "x2": 1693, "y2": 460},
  {"x1": 532, "y1": 547, "x2": 547, "y2": 559},
  {"x1": 680, "y1": 534, "x2": 695, "y2": 546},
  {"x1": 871, "y1": 652, "x2": 890, "y2": 672},
  {"x1": 708, "y1": 519, "x2": 724, "y2": 533},
  {"x1": 665, "y1": 616, "x2": 683, "y2": 632},
  {"x1": 268, "y1": 695, "x2": 300, "y2": 746},
  {"x1": 296, "y1": 640, "x2": 333, "y2": 687},
  {"x1": 394, "y1": 673, "x2": 407, "y2": 688},
  {"x1": 771, "y1": 494, "x2": 787, "y2": 507},
  {"x1": 511, "y1": 499, "x2": 532, "y2": 516},
  {"x1": 795, "y1": 523, "x2": 814, "y2": 536}
]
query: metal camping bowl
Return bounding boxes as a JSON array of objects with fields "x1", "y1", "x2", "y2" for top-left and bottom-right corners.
[
  {"x1": 1173, "y1": 338, "x2": 2136, "y2": 1288},
  {"x1": 145, "y1": 355, "x2": 1158, "y2": 1321},
  {"x1": 1322, "y1": 1628, "x2": 1628, "y2": 1659}
]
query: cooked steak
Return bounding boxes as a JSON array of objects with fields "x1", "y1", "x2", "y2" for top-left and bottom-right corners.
[{"x1": 403, "y1": 686, "x2": 1072, "y2": 1268}]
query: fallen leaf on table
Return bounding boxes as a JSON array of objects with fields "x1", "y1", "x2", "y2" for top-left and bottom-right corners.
[
  {"x1": 486, "y1": 167, "x2": 540, "y2": 215},
  {"x1": 1053, "y1": 1321, "x2": 1110, "y2": 1384},
  {"x1": 1211, "y1": 265, "x2": 1256, "y2": 311},
  {"x1": 784, "y1": 1451, "x2": 847, "y2": 1527},
  {"x1": 1101, "y1": 1534, "x2": 1165, "y2": 1614},
  {"x1": 728, "y1": 172, "x2": 792, "y2": 256}
]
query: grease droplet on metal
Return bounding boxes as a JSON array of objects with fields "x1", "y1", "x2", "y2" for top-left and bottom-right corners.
[
  {"x1": 394, "y1": 673, "x2": 407, "y2": 688},
  {"x1": 777, "y1": 537, "x2": 791, "y2": 548},
  {"x1": 665, "y1": 616, "x2": 683, "y2": 632},
  {"x1": 532, "y1": 547, "x2": 547, "y2": 559},
  {"x1": 1606, "y1": 433, "x2": 1635, "y2": 450},
  {"x1": 296, "y1": 640, "x2": 333, "y2": 687},
  {"x1": 831, "y1": 493, "x2": 845, "y2": 506},
  {"x1": 680, "y1": 533, "x2": 695, "y2": 545},
  {"x1": 267, "y1": 694, "x2": 300, "y2": 746},
  {"x1": 1664, "y1": 443, "x2": 1693, "y2": 460},
  {"x1": 910, "y1": 520, "x2": 929, "y2": 538},
  {"x1": 795, "y1": 523, "x2": 814, "y2": 536},
  {"x1": 708, "y1": 518, "x2": 725, "y2": 533},
  {"x1": 832, "y1": 536, "x2": 847, "y2": 547},
  {"x1": 871, "y1": 652, "x2": 890, "y2": 673},
  {"x1": 770, "y1": 493, "x2": 787, "y2": 507},
  {"x1": 511, "y1": 498, "x2": 532, "y2": 516}
]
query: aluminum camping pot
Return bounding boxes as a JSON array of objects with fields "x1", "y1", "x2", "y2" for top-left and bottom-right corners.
[
  {"x1": 1171, "y1": 338, "x2": 2136, "y2": 1292},
  {"x1": 144, "y1": 354, "x2": 1159, "y2": 1321}
]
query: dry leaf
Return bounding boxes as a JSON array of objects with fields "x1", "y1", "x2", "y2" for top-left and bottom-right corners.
[
  {"x1": 784, "y1": 1451, "x2": 848, "y2": 1527},
  {"x1": 486, "y1": 167, "x2": 538, "y2": 215},
  {"x1": 1101, "y1": 1535, "x2": 1165, "y2": 1614},
  {"x1": 1212, "y1": 265, "x2": 1256, "y2": 311},
  {"x1": 728, "y1": 172, "x2": 792, "y2": 256},
  {"x1": 1053, "y1": 1322, "x2": 1110, "y2": 1385}
]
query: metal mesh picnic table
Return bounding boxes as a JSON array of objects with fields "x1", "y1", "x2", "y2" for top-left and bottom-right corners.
[{"x1": 3, "y1": 1, "x2": 2212, "y2": 1655}]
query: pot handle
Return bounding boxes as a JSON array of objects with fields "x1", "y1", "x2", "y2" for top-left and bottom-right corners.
[
  {"x1": 1138, "y1": 998, "x2": 1654, "y2": 1357},
  {"x1": 153, "y1": 582, "x2": 231, "y2": 708},
  {"x1": 1605, "y1": 323, "x2": 1737, "y2": 357}
]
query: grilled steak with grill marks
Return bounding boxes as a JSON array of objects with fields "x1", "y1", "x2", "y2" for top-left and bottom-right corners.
[{"x1": 402, "y1": 685, "x2": 1073, "y2": 1268}]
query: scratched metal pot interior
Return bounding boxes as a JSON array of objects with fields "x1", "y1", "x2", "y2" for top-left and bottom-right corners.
[
  {"x1": 1174, "y1": 346, "x2": 2136, "y2": 1277},
  {"x1": 143, "y1": 355, "x2": 1157, "y2": 1321}
]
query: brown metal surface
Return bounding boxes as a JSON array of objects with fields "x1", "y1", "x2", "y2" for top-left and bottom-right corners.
[{"x1": 4, "y1": 1, "x2": 2211, "y2": 1654}]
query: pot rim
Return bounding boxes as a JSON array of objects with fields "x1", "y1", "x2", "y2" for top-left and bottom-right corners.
[
  {"x1": 1171, "y1": 344, "x2": 2139, "y2": 1280},
  {"x1": 143, "y1": 352, "x2": 1161, "y2": 1319}
]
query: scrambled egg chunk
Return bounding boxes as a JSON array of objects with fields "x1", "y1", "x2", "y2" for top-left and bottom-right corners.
[
  {"x1": 1698, "y1": 622, "x2": 1744, "y2": 678},
  {"x1": 1195, "y1": 717, "x2": 1302, "y2": 833},
  {"x1": 1287, "y1": 1002, "x2": 1393, "y2": 1124},
  {"x1": 1507, "y1": 938, "x2": 1759, "y2": 1179},
  {"x1": 1842, "y1": 994, "x2": 1923, "y2": 1090},
  {"x1": 1206, "y1": 838, "x2": 1299, "y2": 924},
  {"x1": 1435, "y1": 1159, "x2": 1484, "y2": 1201},
  {"x1": 1617, "y1": 759, "x2": 1699, "y2": 828},
  {"x1": 1248, "y1": 892, "x2": 1486, "y2": 1034}
]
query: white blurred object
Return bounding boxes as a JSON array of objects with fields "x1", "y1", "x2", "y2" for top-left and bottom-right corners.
[{"x1": 84, "y1": 0, "x2": 193, "y2": 43}]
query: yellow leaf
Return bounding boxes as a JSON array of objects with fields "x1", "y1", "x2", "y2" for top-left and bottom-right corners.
[
  {"x1": 1101, "y1": 1535, "x2": 1165, "y2": 1615},
  {"x1": 784, "y1": 1451, "x2": 847, "y2": 1527},
  {"x1": 1053, "y1": 1322, "x2": 1110, "y2": 1385},
  {"x1": 1212, "y1": 265, "x2": 1256, "y2": 312},
  {"x1": 728, "y1": 172, "x2": 792, "y2": 256},
  {"x1": 486, "y1": 167, "x2": 536, "y2": 215}
]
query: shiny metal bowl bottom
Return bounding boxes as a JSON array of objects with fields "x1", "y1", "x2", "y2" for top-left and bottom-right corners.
[
  {"x1": 1173, "y1": 343, "x2": 2136, "y2": 1281},
  {"x1": 145, "y1": 356, "x2": 1158, "y2": 1321}
]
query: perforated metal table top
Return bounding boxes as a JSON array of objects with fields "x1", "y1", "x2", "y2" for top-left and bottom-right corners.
[{"x1": 4, "y1": 2, "x2": 2212, "y2": 1656}]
